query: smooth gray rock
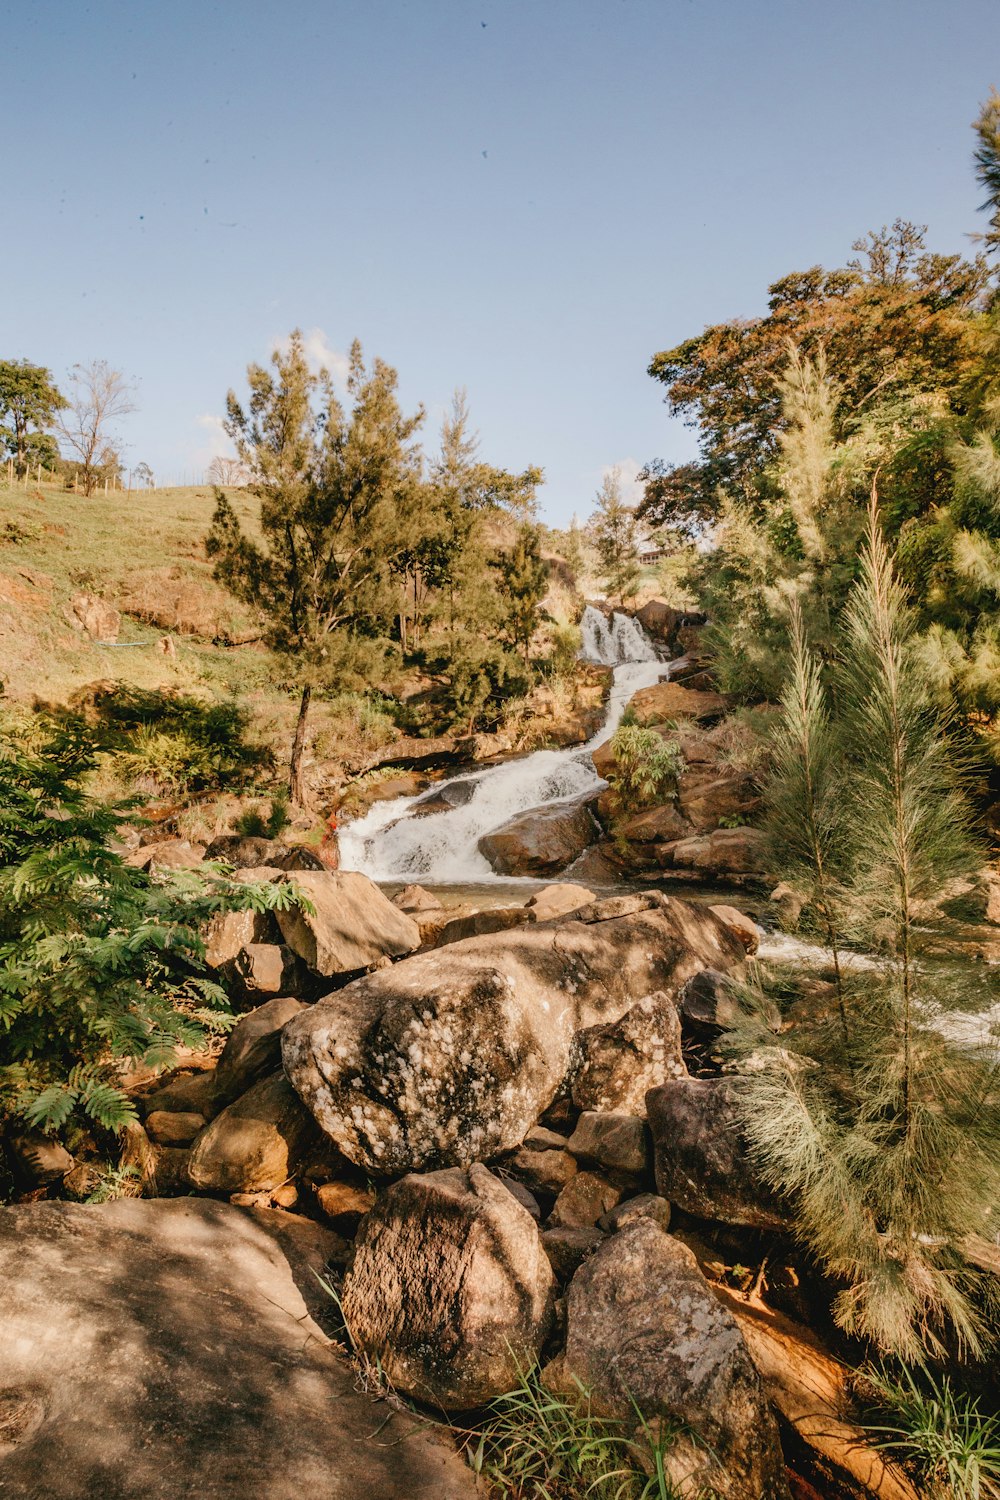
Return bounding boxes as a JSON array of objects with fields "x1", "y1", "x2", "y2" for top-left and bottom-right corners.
[{"x1": 0, "y1": 1197, "x2": 474, "y2": 1499}]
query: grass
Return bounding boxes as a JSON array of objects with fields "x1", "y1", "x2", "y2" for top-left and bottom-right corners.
[{"x1": 859, "y1": 1363, "x2": 1000, "y2": 1500}]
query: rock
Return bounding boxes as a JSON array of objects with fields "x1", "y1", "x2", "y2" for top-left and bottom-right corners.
[
  {"x1": 506, "y1": 1147, "x2": 578, "y2": 1196},
  {"x1": 571, "y1": 992, "x2": 686, "y2": 1114},
  {"x1": 647, "y1": 1076, "x2": 793, "y2": 1231},
  {"x1": 340, "y1": 1164, "x2": 554, "y2": 1408},
  {"x1": 597, "y1": 1192, "x2": 671, "y2": 1234},
  {"x1": 275, "y1": 870, "x2": 419, "y2": 976},
  {"x1": 679, "y1": 968, "x2": 743, "y2": 1032},
  {"x1": 612, "y1": 803, "x2": 690, "y2": 843},
  {"x1": 283, "y1": 896, "x2": 744, "y2": 1174},
  {"x1": 552, "y1": 1222, "x2": 790, "y2": 1500},
  {"x1": 541, "y1": 1226, "x2": 605, "y2": 1280},
  {"x1": 126, "y1": 838, "x2": 206, "y2": 871},
  {"x1": 61, "y1": 1162, "x2": 104, "y2": 1201},
  {"x1": 549, "y1": 1171, "x2": 622, "y2": 1228},
  {"x1": 635, "y1": 598, "x2": 683, "y2": 644},
  {"x1": 203, "y1": 835, "x2": 325, "y2": 870},
  {"x1": 710, "y1": 904, "x2": 760, "y2": 954},
  {"x1": 679, "y1": 767, "x2": 760, "y2": 831},
  {"x1": 661, "y1": 826, "x2": 768, "y2": 876},
  {"x1": 144, "y1": 1111, "x2": 204, "y2": 1147},
  {"x1": 392, "y1": 883, "x2": 443, "y2": 914},
  {"x1": 770, "y1": 881, "x2": 807, "y2": 926},
  {"x1": 69, "y1": 591, "x2": 120, "y2": 640},
  {"x1": 526, "y1": 882, "x2": 596, "y2": 921},
  {"x1": 567, "y1": 1112, "x2": 650, "y2": 1177},
  {"x1": 214, "y1": 997, "x2": 306, "y2": 1107},
  {"x1": 150, "y1": 1145, "x2": 193, "y2": 1195},
  {"x1": 561, "y1": 844, "x2": 623, "y2": 886},
  {"x1": 140, "y1": 1069, "x2": 217, "y2": 1118},
  {"x1": 478, "y1": 798, "x2": 600, "y2": 877},
  {"x1": 315, "y1": 1180, "x2": 376, "y2": 1235},
  {"x1": 429, "y1": 905, "x2": 532, "y2": 948},
  {"x1": 225, "y1": 942, "x2": 307, "y2": 1004},
  {"x1": 187, "y1": 1073, "x2": 317, "y2": 1194},
  {"x1": 203, "y1": 906, "x2": 278, "y2": 967},
  {"x1": 6, "y1": 1131, "x2": 74, "y2": 1186},
  {"x1": 495, "y1": 1175, "x2": 542, "y2": 1221},
  {"x1": 522, "y1": 1125, "x2": 571, "y2": 1151},
  {"x1": 628, "y1": 679, "x2": 728, "y2": 727},
  {"x1": 0, "y1": 1197, "x2": 475, "y2": 1499}
]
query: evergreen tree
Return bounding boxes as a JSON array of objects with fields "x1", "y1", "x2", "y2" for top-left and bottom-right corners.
[
  {"x1": 590, "y1": 468, "x2": 640, "y2": 606},
  {"x1": 498, "y1": 522, "x2": 549, "y2": 666},
  {"x1": 207, "y1": 331, "x2": 424, "y2": 804},
  {"x1": 973, "y1": 87, "x2": 1000, "y2": 258}
]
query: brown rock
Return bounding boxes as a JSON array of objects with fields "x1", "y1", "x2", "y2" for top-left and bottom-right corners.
[
  {"x1": 226, "y1": 942, "x2": 306, "y2": 1004},
  {"x1": 69, "y1": 591, "x2": 120, "y2": 640},
  {"x1": 525, "y1": 882, "x2": 596, "y2": 921},
  {"x1": 203, "y1": 835, "x2": 326, "y2": 871},
  {"x1": 567, "y1": 1112, "x2": 651, "y2": 1177},
  {"x1": 203, "y1": 906, "x2": 278, "y2": 968},
  {"x1": 679, "y1": 968, "x2": 743, "y2": 1032},
  {"x1": 316, "y1": 1181, "x2": 376, "y2": 1235},
  {"x1": 126, "y1": 839, "x2": 206, "y2": 872},
  {"x1": 392, "y1": 883, "x2": 444, "y2": 914},
  {"x1": 214, "y1": 996, "x2": 306, "y2": 1107},
  {"x1": 597, "y1": 1192, "x2": 671, "y2": 1234},
  {"x1": 150, "y1": 1145, "x2": 193, "y2": 1196},
  {"x1": 275, "y1": 870, "x2": 420, "y2": 976},
  {"x1": 552, "y1": 1223, "x2": 790, "y2": 1500},
  {"x1": 187, "y1": 1073, "x2": 317, "y2": 1194},
  {"x1": 7, "y1": 1131, "x2": 74, "y2": 1186},
  {"x1": 571, "y1": 991, "x2": 687, "y2": 1114},
  {"x1": 522, "y1": 1125, "x2": 571, "y2": 1152},
  {"x1": 340, "y1": 1164, "x2": 555, "y2": 1408},
  {"x1": 709, "y1": 904, "x2": 760, "y2": 954},
  {"x1": 628, "y1": 679, "x2": 728, "y2": 727},
  {"x1": 614, "y1": 803, "x2": 691, "y2": 843},
  {"x1": 541, "y1": 1226, "x2": 605, "y2": 1281},
  {"x1": 145, "y1": 1111, "x2": 204, "y2": 1147},
  {"x1": 634, "y1": 598, "x2": 683, "y2": 644},
  {"x1": 429, "y1": 905, "x2": 532, "y2": 947},
  {"x1": 140, "y1": 1069, "x2": 218, "y2": 1118},
  {"x1": 549, "y1": 1171, "x2": 622, "y2": 1228},
  {"x1": 647, "y1": 1076, "x2": 793, "y2": 1231},
  {"x1": 478, "y1": 798, "x2": 600, "y2": 878},
  {"x1": 661, "y1": 827, "x2": 768, "y2": 876},
  {"x1": 506, "y1": 1147, "x2": 578, "y2": 1196},
  {"x1": 679, "y1": 767, "x2": 760, "y2": 831}
]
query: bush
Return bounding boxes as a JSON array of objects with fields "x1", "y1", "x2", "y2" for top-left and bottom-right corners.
[
  {"x1": 607, "y1": 724, "x2": 684, "y2": 811},
  {"x1": 234, "y1": 793, "x2": 290, "y2": 839},
  {"x1": 0, "y1": 722, "x2": 296, "y2": 1136},
  {"x1": 860, "y1": 1362, "x2": 1000, "y2": 1499}
]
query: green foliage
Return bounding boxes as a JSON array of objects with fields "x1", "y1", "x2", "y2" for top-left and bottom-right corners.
[
  {"x1": 465, "y1": 1365, "x2": 693, "y2": 1500},
  {"x1": 608, "y1": 724, "x2": 684, "y2": 811},
  {"x1": 549, "y1": 620, "x2": 583, "y2": 678},
  {"x1": 497, "y1": 522, "x2": 550, "y2": 665},
  {"x1": 0, "y1": 724, "x2": 296, "y2": 1135},
  {"x1": 0, "y1": 359, "x2": 66, "y2": 477},
  {"x1": 860, "y1": 1363, "x2": 1000, "y2": 1499},
  {"x1": 728, "y1": 510, "x2": 1000, "y2": 1361},
  {"x1": 234, "y1": 792, "x2": 290, "y2": 839},
  {"x1": 443, "y1": 639, "x2": 530, "y2": 732},
  {"x1": 974, "y1": 86, "x2": 1000, "y2": 259},
  {"x1": 40, "y1": 684, "x2": 270, "y2": 795},
  {"x1": 590, "y1": 469, "x2": 640, "y2": 608}
]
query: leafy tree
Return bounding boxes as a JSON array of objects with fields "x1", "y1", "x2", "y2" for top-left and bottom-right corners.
[
  {"x1": 56, "y1": 360, "x2": 137, "y2": 496},
  {"x1": 497, "y1": 522, "x2": 549, "y2": 666},
  {"x1": 0, "y1": 359, "x2": 67, "y2": 477},
  {"x1": 562, "y1": 514, "x2": 585, "y2": 580},
  {"x1": 590, "y1": 468, "x2": 640, "y2": 606},
  {"x1": 207, "y1": 331, "x2": 424, "y2": 804},
  {"x1": 729, "y1": 506, "x2": 1000, "y2": 1360},
  {"x1": 0, "y1": 722, "x2": 294, "y2": 1136}
]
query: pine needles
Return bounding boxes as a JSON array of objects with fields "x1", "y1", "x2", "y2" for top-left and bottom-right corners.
[{"x1": 734, "y1": 498, "x2": 1000, "y2": 1361}]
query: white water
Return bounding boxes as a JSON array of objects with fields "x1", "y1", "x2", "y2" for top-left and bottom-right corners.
[{"x1": 339, "y1": 607, "x2": 669, "y2": 883}]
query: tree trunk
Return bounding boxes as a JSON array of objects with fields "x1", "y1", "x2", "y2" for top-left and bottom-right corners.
[{"x1": 289, "y1": 684, "x2": 312, "y2": 807}]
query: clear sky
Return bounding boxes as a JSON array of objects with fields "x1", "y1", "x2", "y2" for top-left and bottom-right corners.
[{"x1": 4, "y1": 0, "x2": 999, "y2": 524}]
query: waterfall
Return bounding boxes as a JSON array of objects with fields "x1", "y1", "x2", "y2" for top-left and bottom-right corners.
[{"x1": 338, "y1": 607, "x2": 668, "y2": 883}]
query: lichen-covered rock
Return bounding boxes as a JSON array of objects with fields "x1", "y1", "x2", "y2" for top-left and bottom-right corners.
[
  {"x1": 283, "y1": 895, "x2": 744, "y2": 1174},
  {"x1": 275, "y1": 870, "x2": 420, "y2": 976},
  {"x1": 550, "y1": 1222, "x2": 790, "y2": 1500},
  {"x1": 646, "y1": 1076, "x2": 793, "y2": 1231},
  {"x1": 549, "y1": 1170, "x2": 622, "y2": 1228},
  {"x1": 566, "y1": 1112, "x2": 651, "y2": 1177},
  {"x1": 570, "y1": 992, "x2": 686, "y2": 1114},
  {"x1": 340, "y1": 1164, "x2": 554, "y2": 1408},
  {"x1": 187, "y1": 1073, "x2": 317, "y2": 1194}
]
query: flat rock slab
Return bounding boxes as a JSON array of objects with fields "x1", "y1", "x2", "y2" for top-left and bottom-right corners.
[{"x1": 0, "y1": 1198, "x2": 475, "y2": 1500}]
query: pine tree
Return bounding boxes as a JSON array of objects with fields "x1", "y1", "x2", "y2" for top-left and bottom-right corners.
[
  {"x1": 590, "y1": 468, "x2": 640, "y2": 607},
  {"x1": 973, "y1": 87, "x2": 1000, "y2": 257},
  {"x1": 498, "y1": 522, "x2": 549, "y2": 666},
  {"x1": 207, "y1": 332, "x2": 424, "y2": 805}
]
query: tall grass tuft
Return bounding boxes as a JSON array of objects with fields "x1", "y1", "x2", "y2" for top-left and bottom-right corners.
[{"x1": 860, "y1": 1362, "x2": 1000, "y2": 1499}]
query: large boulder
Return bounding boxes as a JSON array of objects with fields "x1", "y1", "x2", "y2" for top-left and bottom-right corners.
[
  {"x1": 203, "y1": 906, "x2": 279, "y2": 968},
  {"x1": 571, "y1": 990, "x2": 686, "y2": 1113},
  {"x1": 661, "y1": 826, "x2": 768, "y2": 876},
  {"x1": 340, "y1": 1164, "x2": 554, "y2": 1408},
  {"x1": 646, "y1": 1076, "x2": 793, "y2": 1230},
  {"x1": 550, "y1": 1221, "x2": 790, "y2": 1500},
  {"x1": 283, "y1": 894, "x2": 745, "y2": 1174},
  {"x1": 213, "y1": 997, "x2": 306, "y2": 1107},
  {"x1": 0, "y1": 1197, "x2": 476, "y2": 1500},
  {"x1": 275, "y1": 870, "x2": 419, "y2": 975},
  {"x1": 628, "y1": 679, "x2": 728, "y2": 726},
  {"x1": 478, "y1": 797, "x2": 600, "y2": 877},
  {"x1": 525, "y1": 882, "x2": 596, "y2": 921},
  {"x1": 187, "y1": 1072, "x2": 317, "y2": 1193}
]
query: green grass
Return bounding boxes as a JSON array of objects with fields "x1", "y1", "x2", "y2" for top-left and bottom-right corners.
[{"x1": 860, "y1": 1363, "x2": 1000, "y2": 1500}]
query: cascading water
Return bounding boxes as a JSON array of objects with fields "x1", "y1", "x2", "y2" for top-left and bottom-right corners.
[{"x1": 338, "y1": 606, "x2": 669, "y2": 882}]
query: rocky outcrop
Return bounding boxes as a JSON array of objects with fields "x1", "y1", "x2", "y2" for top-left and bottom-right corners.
[
  {"x1": 126, "y1": 838, "x2": 206, "y2": 871},
  {"x1": 549, "y1": 1221, "x2": 790, "y2": 1500},
  {"x1": 340, "y1": 1164, "x2": 554, "y2": 1408},
  {"x1": 647, "y1": 1076, "x2": 793, "y2": 1231},
  {"x1": 566, "y1": 1112, "x2": 650, "y2": 1177},
  {"x1": 274, "y1": 870, "x2": 420, "y2": 975},
  {"x1": 69, "y1": 591, "x2": 120, "y2": 641},
  {"x1": 283, "y1": 894, "x2": 745, "y2": 1174},
  {"x1": 202, "y1": 835, "x2": 326, "y2": 870},
  {"x1": 187, "y1": 1072, "x2": 317, "y2": 1194},
  {"x1": 478, "y1": 797, "x2": 600, "y2": 877},
  {"x1": 0, "y1": 1197, "x2": 476, "y2": 1499}
]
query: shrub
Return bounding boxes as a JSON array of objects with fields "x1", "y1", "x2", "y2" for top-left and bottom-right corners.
[
  {"x1": 860, "y1": 1362, "x2": 1000, "y2": 1500},
  {"x1": 607, "y1": 724, "x2": 684, "y2": 811},
  {"x1": 235, "y1": 792, "x2": 290, "y2": 839},
  {"x1": 0, "y1": 722, "x2": 296, "y2": 1135}
]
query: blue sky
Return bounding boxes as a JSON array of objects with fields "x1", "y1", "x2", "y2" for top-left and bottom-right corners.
[{"x1": 4, "y1": 0, "x2": 999, "y2": 524}]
